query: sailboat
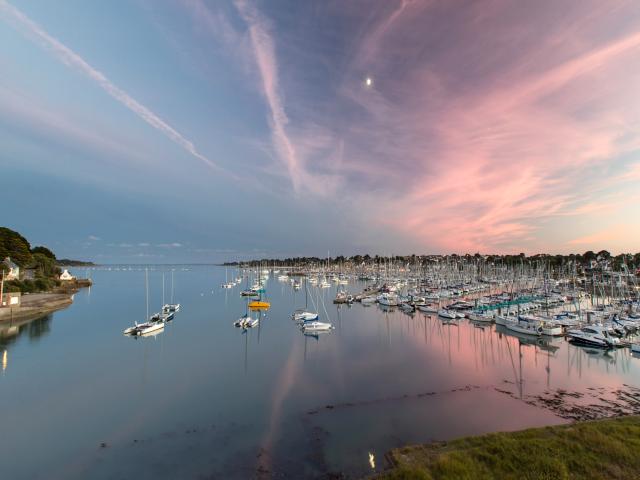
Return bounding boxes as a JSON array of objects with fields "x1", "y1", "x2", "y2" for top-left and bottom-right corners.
[
  {"x1": 248, "y1": 274, "x2": 270, "y2": 309},
  {"x1": 221, "y1": 268, "x2": 234, "y2": 288},
  {"x1": 163, "y1": 270, "x2": 181, "y2": 313},
  {"x1": 293, "y1": 278, "x2": 319, "y2": 322},
  {"x1": 124, "y1": 269, "x2": 166, "y2": 336}
]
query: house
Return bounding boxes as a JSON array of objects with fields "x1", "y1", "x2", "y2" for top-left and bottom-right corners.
[
  {"x1": 2, "y1": 257, "x2": 19, "y2": 280},
  {"x1": 60, "y1": 269, "x2": 76, "y2": 281},
  {"x1": 22, "y1": 268, "x2": 36, "y2": 280}
]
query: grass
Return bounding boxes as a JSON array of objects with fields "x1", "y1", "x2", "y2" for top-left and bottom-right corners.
[{"x1": 377, "y1": 416, "x2": 640, "y2": 480}]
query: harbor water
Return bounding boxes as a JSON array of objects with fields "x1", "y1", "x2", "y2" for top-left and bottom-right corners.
[{"x1": 1, "y1": 266, "x2": 639, "y2": 479}]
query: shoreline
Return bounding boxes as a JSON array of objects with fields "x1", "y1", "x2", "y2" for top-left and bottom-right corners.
[{"x1": 0, "y1": 292, "x2": 74, "y2": 323}]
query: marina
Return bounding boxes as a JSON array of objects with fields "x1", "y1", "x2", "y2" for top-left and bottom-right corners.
[{"x1": 1, "y1": 263, "x2": 639, "y2": 479}]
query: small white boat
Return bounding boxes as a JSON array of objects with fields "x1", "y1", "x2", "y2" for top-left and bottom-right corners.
[
  {"x1": 377, "y1": 293, "x2": 399, "y2": 306},
  {"x1": 438, "y1": 309, "x2": 457, "y2": 319},
  {"x1": 302, "y1": 321, "x2": 334, "y2": 332},
  {"x1": 417, "y1": 304, "x2": 438, "y2": 313},
  {"x1": 163, "y1": 303, "x2": 181, "y2": 314},
  {"x1": 245, "y1": 318, "x2": 259, "y2": 328},
  {"x1": 234, "y1": 314, "x2": 251, "y2": 328},
  {"x1": 361, "y1": 295, "x2": 377, "y2": 305},
  {"x1": 137, "y1": 321, "x2": 165, "y2": 335},
  {"x1": 292, "y1": 310, "x2": 319, "y2": 322},
  {"x1": 468, "y1": 310, "x2": 494, "y2": 323}
]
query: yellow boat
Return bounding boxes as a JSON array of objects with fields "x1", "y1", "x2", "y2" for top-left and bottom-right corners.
[{"x1": 248, "y1": 300, "x2": 271, "y2": 309}]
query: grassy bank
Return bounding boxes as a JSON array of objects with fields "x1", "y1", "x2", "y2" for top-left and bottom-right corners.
[{"x1": 378, "y1": 416, "x2": 640, "y2": 480}]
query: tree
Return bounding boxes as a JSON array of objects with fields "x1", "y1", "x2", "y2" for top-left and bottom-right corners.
[
  {"x1": 31, "y1": 246, "x2": 56, "y2": 260},
  {"x1": 30, "y1": 253, "x2": 61, "y2": 278},
  {"x1": 0, "y1": 227, "x2": 33, "y2": 266}
]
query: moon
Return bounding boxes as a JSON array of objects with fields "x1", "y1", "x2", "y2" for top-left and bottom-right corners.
[{"x1": 365, "y1": 77, "x2": 373, "y2": 87}]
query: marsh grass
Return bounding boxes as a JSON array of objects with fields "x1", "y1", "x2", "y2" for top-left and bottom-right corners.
[{"x1": 378, "y1": 416, "x2": 640, "y2": 480}]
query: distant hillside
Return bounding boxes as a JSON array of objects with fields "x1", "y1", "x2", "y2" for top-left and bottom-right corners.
[{"x1": 57, "y1": 259, "x2": 95, "y2": 267}]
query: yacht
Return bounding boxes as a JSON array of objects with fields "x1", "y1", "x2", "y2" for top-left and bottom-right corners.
[{"x1": 567, "y1": 325, "x2": 621, "y2": 348}]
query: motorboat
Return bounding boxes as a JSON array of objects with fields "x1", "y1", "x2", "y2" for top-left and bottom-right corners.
[
  {"x1": 567, "y1": 325, "x2": 621, "y2": 348},
  {"x1": 361, "y1": 295, "x2": 377, "y2": 305},
  {"x1": 241, "y1": 289, "x2": 259, "y2": 296}
]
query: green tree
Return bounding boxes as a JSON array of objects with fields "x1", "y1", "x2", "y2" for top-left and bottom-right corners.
[
  {"x1": 31, "y1": 246, "x2": 56, "y2": 260},
  {"x1": 0, "y1": 227, "x2": 33, "y2": 266}
]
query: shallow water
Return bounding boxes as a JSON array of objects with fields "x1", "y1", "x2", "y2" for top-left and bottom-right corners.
[{"x1": 0, "y1": 266, "x2": 638, "y2": 479}]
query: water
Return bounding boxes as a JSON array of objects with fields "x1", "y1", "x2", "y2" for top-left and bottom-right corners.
[{"x1": 1, "y1": 266, "x2": 639, "y2": 479}]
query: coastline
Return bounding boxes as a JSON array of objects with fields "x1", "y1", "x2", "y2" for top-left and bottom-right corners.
[{"x1": 0, "y1": 292, "x2": 74, "y2": 323}]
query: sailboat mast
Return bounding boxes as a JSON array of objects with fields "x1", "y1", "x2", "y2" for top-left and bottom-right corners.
[{"x1": 145, "y1": 268, "x2": 149, "y2": 320}]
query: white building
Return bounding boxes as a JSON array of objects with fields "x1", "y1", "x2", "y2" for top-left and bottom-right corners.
[{"x1": 60, "y1": 269, "x2": 76, "y2": 281}]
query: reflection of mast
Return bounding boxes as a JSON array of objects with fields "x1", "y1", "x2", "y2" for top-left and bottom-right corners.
[
  {"x1": 518, "y1": 341, "x2": 523, "y2": 399},
  {"x1": 304, "y1": 334, "x2": 308, "y2": 361},
  {"x1": 2, "y1": 349, "x2": 7, "y2": 372},
  {"x1": 244, "y1": 328, "x2": 249, "y2": 374}
]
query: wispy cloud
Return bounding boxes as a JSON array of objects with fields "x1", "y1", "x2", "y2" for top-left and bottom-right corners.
[
  {"x1": 87, "y1": 235, "x2": 100, "y2": 241},
  {"x1": 233, "y1": 0, "x2": 303, "y2": 191},
  {"x1": 0, "y1": 0, "x2": 220, "y2": 172}
]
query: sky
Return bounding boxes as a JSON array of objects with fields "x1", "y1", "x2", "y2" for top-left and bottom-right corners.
[{"x1": 1, "y1": 0, "x2": 639, "y2": 263}]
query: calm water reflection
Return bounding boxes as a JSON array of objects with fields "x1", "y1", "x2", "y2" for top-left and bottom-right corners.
[{"x1": 0, "y1": 266, "x2": 638, "y2": 479}]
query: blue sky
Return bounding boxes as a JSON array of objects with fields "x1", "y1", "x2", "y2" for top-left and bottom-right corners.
[{"x1": 1, "y1": 0, "x2": 640, "y2": 262}]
